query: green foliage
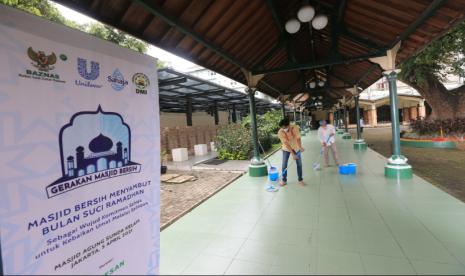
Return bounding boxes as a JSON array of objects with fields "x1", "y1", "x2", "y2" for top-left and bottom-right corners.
[
  {"x1": 261, "y1": 110, "x2": 283, "y2": 134},
  {"x1": 157, "y1": 60, "x2": 169, "y2": 69},
  {"x1": 240, "y1": 110, "x2": 282, "y2": 154},
  {"x1": 258, "y1": 129, "x2": 272, "y2": 153},
  {"x1": 216, "y1": 124, "x2": 251, "y2": 160},
  {"x1": 410, "y1": 118, "x2": 465, "y2": 136},
  {"x1": 216, "y1": 110, "x2": 283, "y2": 160},
  {"x1": 1, "y1": 0, "x2": 68, "y2": 24},
  {"x1": 399, "y1": 21, "x2": 465, "y2": 86},
  {"x1": 82, "y1": 23, "x2": 148, "y2": 53},
  {"x1": 241, "y1": 109, "x2": 282, "y2": 136},
  {"x1": 2, "y1": 0, "x2": 148, "y2": 54}
]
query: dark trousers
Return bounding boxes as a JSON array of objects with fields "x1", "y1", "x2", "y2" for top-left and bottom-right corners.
[{"x1": 282, "y1": 150, "x2": 303, "y2": 182}]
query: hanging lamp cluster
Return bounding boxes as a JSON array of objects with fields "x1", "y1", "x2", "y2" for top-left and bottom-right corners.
[{"x1": 285, "y1": 4, "x2": 328, "y2": 34}]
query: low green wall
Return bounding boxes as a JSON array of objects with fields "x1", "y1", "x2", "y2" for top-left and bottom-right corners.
[{"x1": 400, "y1": 139, "x2": 456, "y2": 149}]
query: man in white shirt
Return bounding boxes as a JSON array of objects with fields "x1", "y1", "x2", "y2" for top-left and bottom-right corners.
[
  {"x1": 317, "y1": 120, "x2": 340, "y2": 167},
  {"x1": 360, "y1": 118, "x2": 365, "y2": 133}
]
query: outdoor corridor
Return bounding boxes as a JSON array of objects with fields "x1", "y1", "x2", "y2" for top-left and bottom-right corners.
[{"x1": 160, "y1": 132, "x2": 465, "y2": 275}]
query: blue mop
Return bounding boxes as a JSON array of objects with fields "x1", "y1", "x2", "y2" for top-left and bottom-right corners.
[
  {"x1": 313, "y1": 135, "x2": 332, "y2": 171},
  {"x1": 267, "y1": 152, "x2": 299, "y2": 191},
  {"x1": 257, "y1": 140, "x2": 279, "y2": 192},
  {"x1": 258, "y1": 140, "x2": 299, "y2": 192}
]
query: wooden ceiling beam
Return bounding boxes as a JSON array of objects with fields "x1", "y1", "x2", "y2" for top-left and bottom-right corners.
[
  {"x1": 133, "y1": 0, "x2": 248, "y2": 70},
  {"x1": 390, "y1": 0, "x2": 447, "y2": 48},
  {"x1": 253, "y1": 52, "x2": 384, "y2": 75}
]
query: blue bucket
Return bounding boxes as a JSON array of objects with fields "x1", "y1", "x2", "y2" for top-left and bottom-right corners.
[
  {"x1": 339, "y1": 163, "x2": 357, "y2": 175},
  {"x1": 268, "y1": 166, "x2": 279, "y2": 181}
]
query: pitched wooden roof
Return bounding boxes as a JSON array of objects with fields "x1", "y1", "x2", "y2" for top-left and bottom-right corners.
[{"x1": 56, "y1": 0, "x2": 465, "y2": 104}]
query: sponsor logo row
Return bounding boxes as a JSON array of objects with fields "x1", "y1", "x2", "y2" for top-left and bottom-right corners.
[{"x1": 19, "y1": 47, "x2": 149, "y2": 95}]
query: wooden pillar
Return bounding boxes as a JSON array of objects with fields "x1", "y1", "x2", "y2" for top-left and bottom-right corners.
[
  {"x1": 368, "y1": 105, "x2": 377, "y2": 127},
  {"x1": 213, "y1": 102, "x2": 219, "y2": 125},
  {"x1": 363, "y1": 110, "x2": 369, "y2": 125},
  {"x1": 409, "y1": 106, "x2": 418, "y2": 121},
  {"x1": 232, "y1": 104, "x2": 237, "y2": 123},
  {"x1": 186, "y1": 97, "x2": 193, "y2": 126},
  {"x1": 402, "y1": 107, "x2": 410, "y2": 124},
  {"x1": 418, "y1": 100, "x2": 426, "y2": 119}
]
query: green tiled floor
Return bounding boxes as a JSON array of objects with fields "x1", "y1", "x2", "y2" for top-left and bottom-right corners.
[{"x1": 161, "y1": 132, "x2": 465, "y2": 275}]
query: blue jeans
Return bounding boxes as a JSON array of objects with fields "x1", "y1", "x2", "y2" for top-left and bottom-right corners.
[{"x1": 282, "y1": 150, "x2": 303, "y2": 182}]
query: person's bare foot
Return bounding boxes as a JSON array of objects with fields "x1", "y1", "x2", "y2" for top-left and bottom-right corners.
[
  {"x1": 279, "y1": 180, "x2": 287, "y2": 187},
  {"x1": 298, "y1": 181, "x2": 306, "y2": 186}
]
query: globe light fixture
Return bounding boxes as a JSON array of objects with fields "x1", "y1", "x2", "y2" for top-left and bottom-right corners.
[
  {"x1": 297, "y1": 5, "x2": 315, "y2": 22},
  {"x1": 309, "y1": 81, "x2": 316, "y2": 89},
  {"x1": 285, "y1": 18, "x2": 301, "y2": 34},
  {"x1": 318, "y1": 80, "x2": 325, "y2": 87},
  {"x1": 312, "y1": 14, "x2": 328, "y2": 30},
  {"x1": 285, "y1": 5, "x2": 328, "y2": 34}
]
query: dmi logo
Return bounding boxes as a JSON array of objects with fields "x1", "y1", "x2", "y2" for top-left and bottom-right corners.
[
  {"x1": 75, "y1": 58, "x2": 103, "y2": 88},
  {"x1": 132, "y1": 73, "x2": 149, "y2": 95},
  {"x1": 47, "y1": 106, "x2": 141, "y2": 198},
  {"x1": 107, "y1": 69, "x2": 128, "y2": 91}
]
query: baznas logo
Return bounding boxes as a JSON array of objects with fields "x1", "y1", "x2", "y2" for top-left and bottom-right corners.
[
  {"x1": 27, "y1": 47, "x2": 56, "y2": 71},
  {"x1": 47, "y1": 106, "x2": 141, "y2": 198},
  {"x1": 108, "y1": 69, "x2": 128, "y2": 91},
  {"x1": 75, "y1": 58, "x2": 103, "y2": 88},
  {"x1": 132, "y1": 73, "x2": 149, "y2": 95},
  {"x1": 19, "y1": 47, "x2": 65, "y2": 83}
]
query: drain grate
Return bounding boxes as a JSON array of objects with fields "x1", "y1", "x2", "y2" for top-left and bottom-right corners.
[{"x1": 202, "y1": 159, "x2": 227, "y2": 165}]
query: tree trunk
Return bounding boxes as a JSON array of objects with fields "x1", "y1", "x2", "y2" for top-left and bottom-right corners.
[{"x1": 400, "y1": 74, "x2": 465, "y2": 120}]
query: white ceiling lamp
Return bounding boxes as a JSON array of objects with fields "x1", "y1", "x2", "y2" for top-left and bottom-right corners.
[
  {"x1": 309, "y1": 81, "x2": 316, "y2": 89},
  {"x1": 297, "y1": 5, "x2": 315, "y2": 22},
  {"x1": 312, "y1": 14, "x2": 328, "y2": 30},
  {"x1": 318, "y1": 80, "x2": 325, "y2": 87},
  {"x1": 285, "y1": 18, "x2": 301, "y2": 34},
  {"x1": 285, "y1": 5, "x2": 328, "y2": 34}
]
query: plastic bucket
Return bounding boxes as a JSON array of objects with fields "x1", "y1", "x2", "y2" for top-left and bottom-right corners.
[
  {"x1": 268, "y1": 166, "x2": 279, "y2": 181},
  {"x1": 339, "y1": 163, "x2": 357, "y2": 175}
]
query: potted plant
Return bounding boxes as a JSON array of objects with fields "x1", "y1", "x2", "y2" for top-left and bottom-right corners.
[{"x1": 161, "y1": 150, "x2": 168, "y2": 174}]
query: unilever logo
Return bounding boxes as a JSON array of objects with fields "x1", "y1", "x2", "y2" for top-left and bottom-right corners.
[
  {"x1": 75, "y1": 58, "x2": 102, "y2": 88},
  {"x1": 107, "y1": 69, "x2": 128, "y2": 91},
  {"x1": 78, "y1": 58, "x2": 99, "y2": 80}
]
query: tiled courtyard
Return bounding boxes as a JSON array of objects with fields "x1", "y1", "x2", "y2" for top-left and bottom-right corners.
[
  {"x1": 160, "y1": 132, "x2": 465, "y2": 275},
  {"x1": 161, "y1": 170, "x2": 242, "y2": 229}
]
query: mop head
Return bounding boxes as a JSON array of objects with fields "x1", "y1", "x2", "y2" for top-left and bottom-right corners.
[{"x1": 265, "y1": 183, "x2": 279, "y2": 192}]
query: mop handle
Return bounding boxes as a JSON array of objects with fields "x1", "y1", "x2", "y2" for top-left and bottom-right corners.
[
  {"x1": 257, "y1": 139, "x2": 273, "y2": 168},
  {"x1": 282, "y1": 150, "x2": 300, "y2": 174}
]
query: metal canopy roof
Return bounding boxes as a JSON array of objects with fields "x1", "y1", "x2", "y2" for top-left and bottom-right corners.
[
  {"x1": 56, "y1": 0, "x2": 465, "y2": 108},
  {"x1": 158, "y1": 68, "x2": 281, "y2": 114}
]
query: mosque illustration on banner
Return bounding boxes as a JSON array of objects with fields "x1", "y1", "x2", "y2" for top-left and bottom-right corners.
[{"x1": 47, "y1": 105, "x2": 140, "y2": 197}]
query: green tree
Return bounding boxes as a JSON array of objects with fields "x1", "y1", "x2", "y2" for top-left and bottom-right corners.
[
  {"x1": 82, "y1": 23, "x2": 148, "y2": 53},
  {"x1": 156, "y1": 60, "x2": 169, "y2": 69},
  {"x1": 1, "y1": 0, "x2": 68, "y2": 24},
  {"x1": 2, "y1": 0, "x2": 148, "y2": 54},
  {"x1": 399, "y1": 22, "x2": 465, "y2": 119}
]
